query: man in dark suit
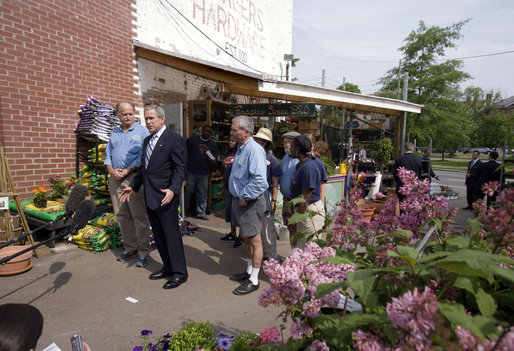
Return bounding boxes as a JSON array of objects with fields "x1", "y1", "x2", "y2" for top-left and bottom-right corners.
[
  {"x1": 393, "y1": 142, "x2": 423, "y2": 203},
  {"x1": 120, "y1": 105, "x2": 188, "y2": 289},
  {"x1": 464, "y1": 151, "x2": 481, "y2": 209},
  {"x1": 477, "y1": 151, "x2": 501, "y2": 206}
]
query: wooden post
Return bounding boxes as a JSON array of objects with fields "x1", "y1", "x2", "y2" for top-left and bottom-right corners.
[{"x1": 0, "y1": 146, "x2": 38, "y2": 256}]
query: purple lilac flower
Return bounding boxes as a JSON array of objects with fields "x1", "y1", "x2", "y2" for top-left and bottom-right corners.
[
  {"x1": 140, "y1": 329, "x2": 153, "y2": 336},
  {"x1": 386, "y1": 286, "x2": 439, "y2": 351},
  {"x1": 353, "y1": 330, "x2": 389, "y2": 351},
  {"x1": 308, "y1": 339, "x2": 330, "y2": 351},
  {"x1": 290, "y1": 318, "x2": 313, "y2": 340},
  {"x1": 260, "y1": 241, "x2": 355, "y2": 317},
  {"x1": 132, "y1": 347, "x2": 143, "y2": 351}
]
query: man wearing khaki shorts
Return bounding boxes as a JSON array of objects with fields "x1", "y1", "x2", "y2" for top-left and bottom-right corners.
[{"x1": 227, "y1": 116, "x2": 268, "y2": 295}]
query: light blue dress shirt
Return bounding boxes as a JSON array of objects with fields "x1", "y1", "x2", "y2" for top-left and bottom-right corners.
[
  {"x1": 104, "y1": 123, "x2": 149, "y2": 169},
  {"x1": 279, "y1": 153, "x2": 299, "y2": 198},
  {"x1": 229, "y1": 137, "x2": 268, "y2": 201}
]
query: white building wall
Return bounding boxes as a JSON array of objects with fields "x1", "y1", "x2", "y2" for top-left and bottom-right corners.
[{"x1": 136, "y1": 0, "x2": 293, "y2": 78}]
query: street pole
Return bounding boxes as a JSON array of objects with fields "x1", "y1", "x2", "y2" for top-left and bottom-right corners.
[
  {"x1": 320, "y1": 69, "x2": 325, "y2": 137},
  {"x1": 400, "y1": 73, "x2": 409, "y2": 156}
]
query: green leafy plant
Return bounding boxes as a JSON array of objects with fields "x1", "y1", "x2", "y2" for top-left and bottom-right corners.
[
  {"x1": 48, "y1": 175, "x2": 75, "y2": 199},
  {"x1": 370, "y1": 137, "x2": 393, "y2": 172},
  {"x1": 228, "y1": 330, "x2": 259, "y2": 351},
  {"x1": 320, "y1": 157, "x2": 336, "y2": 177},
  {"x1": 167, "y1": 321, "x2": 216, "y2": 351},
  {"x1": 258, "y1": 170, "x2": 514, "y2": 350}
]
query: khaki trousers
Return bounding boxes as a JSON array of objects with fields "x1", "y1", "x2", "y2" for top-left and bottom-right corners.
[
  {"x1": 295, "y1": 200, "x2": 325, "y2": 250},
  {"x1": 109, "y1": 173, "x2": 151, "y2": 256}
]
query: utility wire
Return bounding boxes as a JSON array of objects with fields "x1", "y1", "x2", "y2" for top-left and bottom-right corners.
[
  {"x1": 439, "y1": 50, "x2": 514, "y2": 61},
  {"x1": 160, "y1": 0, "x2": 262, "y2": 73}
]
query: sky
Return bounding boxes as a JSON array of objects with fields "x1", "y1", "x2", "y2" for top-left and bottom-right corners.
[{"x1": 291, "y1": 0, "x2": 514, "y2": 99}]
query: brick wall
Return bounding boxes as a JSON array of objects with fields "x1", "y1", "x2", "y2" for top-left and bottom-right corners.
[{"x1": 0, "y1": 0, "x2": 140, "y2": 198}]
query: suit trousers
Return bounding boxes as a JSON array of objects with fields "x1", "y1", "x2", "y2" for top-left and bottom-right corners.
[
  {"x1": 109, "y1": 173, "x2": 151, "y2": 256},
  {"x1": 466, "y1": 184, "x2": 479, "y2": 207},
  {"x1": 146, "y1": 196, "x2": 188, "y2": 278}
]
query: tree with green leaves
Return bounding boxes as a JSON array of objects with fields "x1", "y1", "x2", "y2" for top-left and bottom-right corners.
[
  {"x1": 379, "y1": 19, "x2": 472, "y2": 154},
  {"x1": 462, "y1": 86, "x2": 512, "y2": 149}
]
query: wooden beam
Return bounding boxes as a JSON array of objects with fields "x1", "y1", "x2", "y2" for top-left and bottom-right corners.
[{"x1": 135, "y1": 47, "x2": 259, "y2": 91}]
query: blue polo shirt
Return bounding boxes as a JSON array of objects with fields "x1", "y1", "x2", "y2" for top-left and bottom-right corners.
[
  {"x1": 104, "y1": 123, "x2": 149, "y2": 169},
  {"x1": 290, "y1": 158, "x2": 321, "y2": 203},
  {"x1": 313, "y1": 157, "x2": 328, "y2": 183},
  {"x1": 266, "y1": 153, "x2": 282, "y2": 186},
  {"x1": 279, "y1": 154, "x2": 299, "y2": 198}
]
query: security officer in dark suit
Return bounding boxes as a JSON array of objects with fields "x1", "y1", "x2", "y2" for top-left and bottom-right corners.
[
  {"x1": 393, "y1": 142, "x2": 423, "y2": 204},
  {"x1": 477, "y1": 151, "x2": 501, "y2": 206},
  {"x1": 464, "y1": 151, "x2": 482, "y2": 209},
  {"x1": 120, "y1": 105, "x2": 188, "y2": 289}
]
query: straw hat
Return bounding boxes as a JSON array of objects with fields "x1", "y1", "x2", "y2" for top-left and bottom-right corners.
[{"x1": 254, "y1": 127, "x2": 275, "y2": 148}]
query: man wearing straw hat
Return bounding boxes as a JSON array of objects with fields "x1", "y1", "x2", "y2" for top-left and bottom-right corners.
[
  {"x1": 253, "y1": 127, "x2": 282, "y2": 262},
  {"x1": 228, "y1": 116, "x2": 268, "y2": 295}
]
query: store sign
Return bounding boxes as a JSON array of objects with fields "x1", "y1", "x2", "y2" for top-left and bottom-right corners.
[
  {"x1": 137, "y1": 0, "x2": 292, "y2": 76},
  {"x1": 230, "y1": 103, "x2": 316, "y2": 117}
]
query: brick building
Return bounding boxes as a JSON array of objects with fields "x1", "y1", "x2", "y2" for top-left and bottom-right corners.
[{"x1": 0, "y1": 0, "x2": 140, "y2": 198}]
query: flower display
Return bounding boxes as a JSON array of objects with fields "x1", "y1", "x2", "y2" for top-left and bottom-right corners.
[
  {"x1": 48, "y1": 175, "x2": 75, "y2": 199},
  {"x1": 258, "y1": 326, "x2": 281, "y2": 344},
  {"x1": 32, "y1": 185, "x2": 48, "y2": 202},
  {"x1": 133, "y1": 165, "x2": 513, "y2": 350}
]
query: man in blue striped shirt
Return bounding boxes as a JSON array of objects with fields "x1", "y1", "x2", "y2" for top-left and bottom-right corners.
[
  {"x1": 105, "y1": 102, "x2": 152, "y2": 267},
  {"x1": 228, "y1": 115, "x2": 268, "y2": 295}
]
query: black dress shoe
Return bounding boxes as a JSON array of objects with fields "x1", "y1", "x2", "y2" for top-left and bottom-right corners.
[
  {"x1": 229, "y1": 272, "x2": 250, "y2": 282},
  {"x1": 163, "y1": 276, "x2": 187, "y2": 289},
  {"x1": 149, "y1": 269, "x2": 171, "y2": 280},
  {"x1": 233, "y1": 279, "x2": 259, "y2": 295}
]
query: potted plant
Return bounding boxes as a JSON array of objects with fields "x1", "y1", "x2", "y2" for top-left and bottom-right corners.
[
  {"x1": 32, "y1": 185, "x2": 48, "y2": 208},
  {"x1": 371, "y1": 137, "x2": 393, "y2": 173},
  {"x1": 48, "y1": 176, "x2": 74, "y2": 201},
  {"x1": 370, "y1": 191, "x2": 387, "y2": 215}
]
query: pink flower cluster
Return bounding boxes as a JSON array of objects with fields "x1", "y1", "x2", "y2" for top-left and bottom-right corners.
[
  {"x1": 308, "y1": 339, "x2": 330, "y2": 351},
  {"x1": 258, "y1": 326, "x2": 281, "y2": 344},
  {"x1": 259, "y1": 241, "x2": 355, "y2": 323},
  {"x1": 290, "y1": 318, "x2": 313, "y2": 340},
  {"x1": 386, "y1": 286, "x2": 439, "y2": 350},
  {"x1": 353, "y1": 287, "x2": 439, "y2": 351},
  {"x1": 456, "y1": 325, "x2": 514, "y2": 351},
  {"x1": 330, "y1": 168, "x2": 455, "y2": 257},
  {"x1": 353, "y1": 330, "x2": 389, "y2": 351},
  {"x1": 481, "y1": 187, "x2": 514, "y2": 250}
]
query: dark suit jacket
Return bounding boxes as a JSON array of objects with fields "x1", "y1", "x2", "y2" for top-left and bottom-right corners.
[
  {"x1": 477, "y1": 160, "x2": 501, "y2": 187},
  {"x1": 465, "y1": 159, "x2": 481, "y2": 186},
  {"x1": 132, "y1": 128, "x2": 187, "y2": 211},
  {"x1": 393, "y1": 152, "x2": 423, "y2": 187}
]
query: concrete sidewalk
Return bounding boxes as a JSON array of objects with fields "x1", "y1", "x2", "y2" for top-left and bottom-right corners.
[
  {"x1": 1, "y1": 211, "x2": 291, "y2": 350},
  {"x1": 0, "y1": 194, "x2": 474, "y2": 350}
]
